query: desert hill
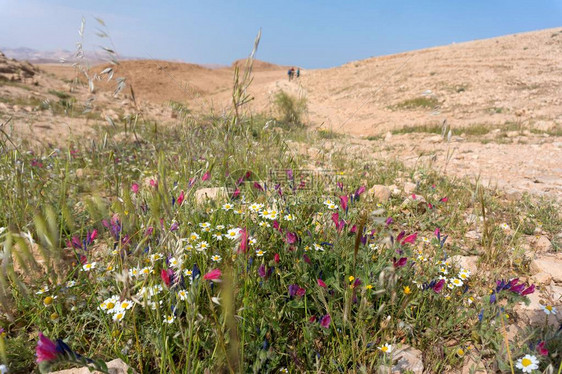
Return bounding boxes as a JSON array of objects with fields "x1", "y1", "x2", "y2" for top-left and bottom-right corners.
[{"x1": 39, "y1": 27, "x2": 562, "y2": 136}]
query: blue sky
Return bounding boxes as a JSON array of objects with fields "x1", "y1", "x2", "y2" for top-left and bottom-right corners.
[{"x1": 1, "y1": 0, "x2": 561, "y2": 68}]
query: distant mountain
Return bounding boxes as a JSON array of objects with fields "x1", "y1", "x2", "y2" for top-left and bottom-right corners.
[{"x1": 0, "y1": 47, "x2": 136, "y2": 64}]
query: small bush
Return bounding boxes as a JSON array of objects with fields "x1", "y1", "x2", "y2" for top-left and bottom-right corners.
[
  {"x1": 273, "y1": 90, "x2": 307, "y2": 125},
  {"x1": 391, "y1": 97, "x2": 439, "y2": 110}
]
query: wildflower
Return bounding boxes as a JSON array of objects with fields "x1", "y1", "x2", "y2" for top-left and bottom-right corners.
[
  {"x1": 320, "y1": 314, "x2": 331, "y2": 329},
  {"x1": 348, "y1": 276, "x2": 355, "y2": 282},
  {"x1": 82, "y1": 262, "x2": 96, "y2": 272},
  {"x1": 163, "y1": 315, "x2": 175, "y2": 324},
  {"x1": 197, "y1": 241, "x2": 209, "y2": 252},
  {"x1": 203, "y1": 268, "x2": 222, "y2": 281},
  {"x1": 256, "y1": 249, "x2": 266, "y2": 257},
  {"x1": 432, "y1": 279, "x2": 445, "y2": 293},
  {"x1": 393, "y1": 257, "x2": 407, "y2": 268},
  {"x1": 288, "y1": 284, "x2": 306, "y2": 297},
  {"x1": 199, "y1": 222, "x2": 211, "y2": 229},
  {"x1": 279, "y1": 368, "x2": 289, "y2": 373},
  {"x1": 274, "y1": 253, "x2": 280, "y2": 263},
  {"x1": 339, "y1": 195, "x2": 349, "y2": 212},
  {"x1": 401, "y1": 233, "x2": 417, "y2": 245},
  {"x1": 313, "y1": 243, "x2": 324, "y2": 251},
  {"x1": 258, "y1": 264, "x2": 267, "y2": 278},
  {"x1": 378, "y1": 343, "x2": 392, "y2": 354},
  {"x1": 36, "y1": 285, "x2": 49, "y2": 295},
  {"x1": 119, "y1": 300, "x2": 133, "y2": 310},
  {"x1": 161, "y1": 269, "x2": 175, "y2": 287},
  {"x1": 189, "y1": 232, "x2": 200, "y2": 242},
  {"x1": 456, "y1": 347, "x2": 465, "y2": 357},
  {"x1": 536, "y1": 341, "x2": 548, "y2": 356},
  {"x1": 259, "y1": 221, "x2": 271, "y2": 228},
  {"x1": 178, "y1": 290, "x2": 188, "y2": 301},
  {"x1": 366, "y1": 284, "x2": 373, "y2": 290},
  {"x1": 459, "y1": 269, "x2": 471, "y2": 280},
  {"x1": 515, "y1": 354, "x2": 539, "y2": 373},
  {"x1": 50, "y1": 312, "x2": 59, "y2": 322},
  {"x1": 450, "y1": 278, "x2": 464, "y2": 287},
  {"x1": 227, "y1": 228, "x2": 242, "y2": 240},
  {"x1": 169, "y1": 257, "x2": 181, "y2": 268},
  {"x1": 212, "y1": 233, "x2": 223, "y2": 241},
  {"x1": 176, "y1": 191, "x2": 185, "y2": 206},
  {"x1": 36, "y1": 333, "x2": 59, "y2": 362},
  {"x1": 112, "y1": 309, "x2": 126, "y2": 322},
  {"x1": 222, "y1": 202, "x2": 233, "y2": 211},
  {"x1": 202, "y1": 171, "x2": 211, "y2": 181},
  {"x1": 249, "y1": 203, "x2": 264, "y2": 213},
  {"x1": 284, "y1": 214, "x2": 295, "y2": 221},
  {"x1": 403, "y1": 286, "x2": 412, "y2": 295},
  {"x1": 131, "y1": 183, "x2": 139, "y2": 193},
  {"x1": 317, "y1": 279, "x2": 327, "y2": 288},
  {"x1": 43, "y1": 296, "x2": 57, "y2": 307},
  {"x1": 211, "y1": 254, "x2": 222, "y2": 262},
  {"x1": 500, "y1": 223, "x2": 510, "y2": 231},
  {"x1": 540, "y1": 304, "x2": 557, "y2": 315},
  {"x1": 286, "y1": 231, "x2": 298, "y2": 244}
]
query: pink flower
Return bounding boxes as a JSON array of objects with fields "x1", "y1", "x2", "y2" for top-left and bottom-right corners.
[
  {"x1": 176, "y1": 191, "x2": 185, "y2": 206},
  {"x1": 36, "y1": 333, "x2": 59, "y2": 363},
  {"x1": 521, "y1": 284, "x2": 535, "y2": 296},
  {"x1": 286, "y1": 231, "x2": 297, "y2": 244},
  {"x1": 161, "y1": 268, "x2": 174, "y2": 287},
  {"x1": 309, "y1": 315, "x2": 317, "y2": 323},
  {"x1": 150, "y1": 179, "x2": 158, "y2": 187},
  {"x1": 203, "y1": 268, "x2": 222, "y2": 281},
  {"x1": 274, "y1": 253, "x2": 280, "y2": 263},
  {"x1": 339, "y1": 195, "x2": 349, "y2": 212},
  {"x1": 401, "y1": 233, "x2": 417, "y2": 245},
  {"x1": 202, "y1": 171, "x2": 211, "y2": 181},
  {"x1": 433, "y1": 279, "x2": 445, "y2": 293},
  {"x1": 355, "y1": 185, "x2": 366, "y2": 197},
  {"x1": 537, "y1": 341, "x2": 548, "y2": 356},
  {"x1": 232, "y1": 188, "x2": 240, "y2": 198},
  {"x1": 131, "y1": 183, "x2": 139, "y2": 193},
  {"x1": 320, "y1": 314, "x2": 331, "y2": 329},
  {"x1": 440, "y1": 196, "x2": 448, "y2": 203},
  {"x1": 393, "y1": 257, "x2": 408, "y2": 268},
  {"x1": 89, "y1": 229, "x2": 98, "y2": 242},
  {"x1": 239, "y1": 228, "x2": 249, "y2": 253},
  {"x1": 253, "y1": 182, "x2": 264, "y2": 191},
  {"x1": 317, "y1": 279, "x2": 327, "y2": 288},
  {"x1": 303, "y1": 254, "x2": 311, "y2": 264}
]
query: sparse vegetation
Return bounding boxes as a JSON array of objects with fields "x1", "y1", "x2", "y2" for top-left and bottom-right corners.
[
  {"x1": 273, "y1": 90, "x2": 308, "y2": 125},
  {"x1": 390, "y1": 96, "x2": 439, "y2": 111}
]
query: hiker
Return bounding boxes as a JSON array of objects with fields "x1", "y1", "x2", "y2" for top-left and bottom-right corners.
[
  {"x1": 287, "y1": 68, "x2": 293, "y2": 81},
  {"x1": 296, "y1": 68, "x2": 300, "y2": 79}
]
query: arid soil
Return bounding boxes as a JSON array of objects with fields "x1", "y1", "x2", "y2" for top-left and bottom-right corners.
[{"x1": 2, "y1": 27, "x2": 561, "y2": 199}]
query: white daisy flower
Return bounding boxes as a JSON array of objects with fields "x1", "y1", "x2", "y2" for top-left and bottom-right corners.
[
  {"x1": 163, "y1": 315, "x2": 175, "y2": 324},
  {"x1": 515, "y1": 354, "x2": 539, "y2": 373},
  {"x1": 377, "y1": 343, "x2": 392, "y2": 353},
  {"x1": 541, "y1": 304, "x2": 557, "y2": 315},
  {"x1": 178, "y1": 290, "x2": 188, "y2": 301},
  {"x1": 82, "y1": 262, "x2": 96, "y2": 272}
]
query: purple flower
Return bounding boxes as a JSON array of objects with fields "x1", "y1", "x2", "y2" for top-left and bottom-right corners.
[
  {"x1": 432, "y1": 279, "x2": 445, "y2": 293},
  {"x1": 393, "y1": 257, "x2": 408, "y2": 268},
  {"x1": 385, "y1": 217, "x2": 394, "y2": 226},
  {"x1": 258, "y1": 264, "x2": 266, "y2": 278},
  {"x1": 286, "y1": 231, "x2": 298, "y2": 244},
  {"x1": 288, "y1": 284, "x2": 305, "y2": 298},
  {"x1": 170, "y1": 222, "x2": 179, "y2": 231},
  {"x1": 320, "y1": 314, "x2": 331, "y2": 329}
]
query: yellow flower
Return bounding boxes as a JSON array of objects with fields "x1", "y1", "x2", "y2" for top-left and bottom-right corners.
[
  {"x1": 50, "y1": 312, "x2": 59, "y2": 322},
  {"x1": 43, "y1": 296, "x2": 54, "y2": 306},
  {"x1": 366, "y1": 284, "x2": 373, "y2": 290},
  {"x1": 403, "y1": 286, "x2": 411, "y2": 295},
  {"x1": 456, "y1": 348, "x2": 465, "y2": 357},
  {"x1": 348, "y1": 276, "x2": 355, "y2": 282}
]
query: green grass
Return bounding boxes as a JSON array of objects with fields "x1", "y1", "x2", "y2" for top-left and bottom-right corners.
[{"x1": 390, "y1": 97, "x2": 439, "y2": 111}]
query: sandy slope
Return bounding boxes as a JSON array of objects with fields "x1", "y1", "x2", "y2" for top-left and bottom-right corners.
[
  {"x1": 39, "y1": 27, "x2": 562, "y2": 136},
  {"x1": 5, "y1": 28, "x2": 562, "y2": 198}
]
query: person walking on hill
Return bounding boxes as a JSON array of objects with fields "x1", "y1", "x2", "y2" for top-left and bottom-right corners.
[
  {"x1": 296, "y1": 68, "x2": 300, "y2": 79},
  {"x1": 287, "y1": 68, "x2": 293, "y2": 81}
]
